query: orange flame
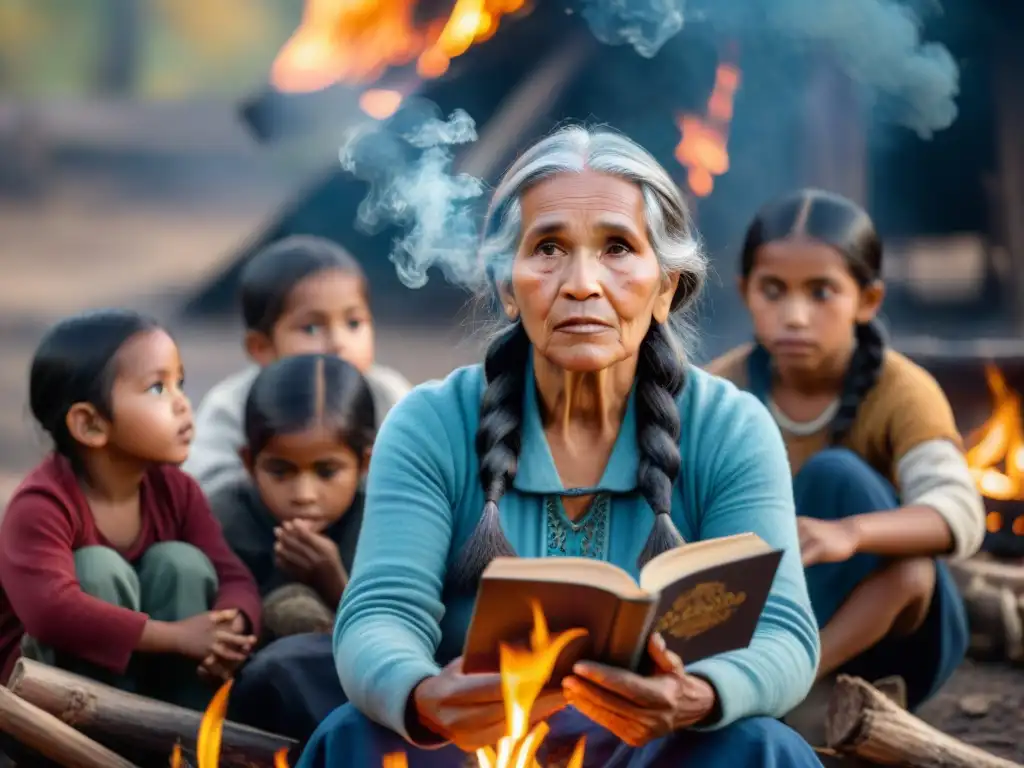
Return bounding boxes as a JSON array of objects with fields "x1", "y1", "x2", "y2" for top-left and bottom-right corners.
[
  {"x1": 476, "y1": 600, "x2": 588, "y2": 768},
  {"x1": 197, "y1": 681, "x2": 233, "y2": 768},
  {"x1": 966, "y1": 366, "x2": 1024, "y2": 535},
  {"x1": 186, "y1": 603, "x2": 585, "y2": 768},
  {"x1": 271, "y1": 0, "x2": 528, "y2": 94},
  {"x1": 170, "y1": 743, "x2": 182, "y2": 768},
  {"x1": 674, "y1": 60, "x2": 741, "y2": 197},
  {"x1": 359, "y1": 88, "x2": 405, "y2": 119}
]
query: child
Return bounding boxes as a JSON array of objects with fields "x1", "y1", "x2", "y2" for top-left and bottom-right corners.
[
  {"x1": 183, "y1": 236, "x2": 410, "y2": 499},
  {"x1": 707, "y1": 189, "x2": 985, "y2": 718},
  {"x1": 210, "y1": 354, "x2": 374, "y2": 643},
  {"x1": 0, "y1": 310, "x2": 262, "y2": 710}
]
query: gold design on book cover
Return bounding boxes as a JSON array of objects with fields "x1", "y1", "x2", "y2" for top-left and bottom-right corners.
[{"x1": 655, "y1": 581, "x2": 747, "y2": 640}]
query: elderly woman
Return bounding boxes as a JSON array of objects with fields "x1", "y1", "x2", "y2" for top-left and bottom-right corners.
[{"x1": 292, "y1": 127, "x2": 822, "y2": 767}]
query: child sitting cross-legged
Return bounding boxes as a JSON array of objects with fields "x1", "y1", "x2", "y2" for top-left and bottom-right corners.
[
  {"x1": 210, "y1": 353, "x2": 375, "y2": 643},
  {"x1": 0, "y1": 310, "x2": 262, "y2": 711}
]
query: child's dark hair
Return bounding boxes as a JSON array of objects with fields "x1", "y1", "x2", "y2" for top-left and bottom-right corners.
[
  {"x1": 244, "y1": 354, "x2": 376, "y2": 459},
  {"x1": 741, "y1": 188, "x2": 885, "y2": 443},
  {"x1": 240, "y1": 236, "x2": 369, "y2": 335},
  {"x1": 29, "y1": 309, "x2": 163, "y2": 465}
]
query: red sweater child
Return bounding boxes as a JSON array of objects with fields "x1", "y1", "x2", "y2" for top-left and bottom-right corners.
[{"x1": 0, "y1": 455, "x2": 262, "y2": 683}]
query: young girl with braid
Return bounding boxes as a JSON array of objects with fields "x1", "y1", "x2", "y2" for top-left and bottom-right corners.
[
  {"x1": 707, "y1": 189, "x2": 985, "y2": 718},
  {"x1": 286, "y1": 127, "x2": 822, "y2": 767}
]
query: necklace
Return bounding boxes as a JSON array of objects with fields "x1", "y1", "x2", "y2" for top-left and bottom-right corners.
[{"x1": 768, "y1": 398, "x2": 840, "y2": 436}]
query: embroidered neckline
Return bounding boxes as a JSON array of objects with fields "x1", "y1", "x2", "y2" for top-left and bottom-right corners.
[{"x1": 545, "y1": 494, "x2": 610, "y2": 560}]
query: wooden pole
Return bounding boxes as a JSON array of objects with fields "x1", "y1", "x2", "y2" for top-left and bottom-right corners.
[
  {"x1": 801, "y1": 53, "x2": 869, "y2": 205},
  {"x1": 455, "y1": 33, "x2": 595, "y2": 180},
  {"x1": 0, "y1": 686, "x2": 140, "y2": 768},
  {"x1": 825, "y1": 675, "x2": 1023, "y2": 768},
  {"x1": 992, "y1": 8, "x2": 1024, "y2": 334},
  {"x1": 8, "y1": 660, "x2": 295, "y2": 768}
]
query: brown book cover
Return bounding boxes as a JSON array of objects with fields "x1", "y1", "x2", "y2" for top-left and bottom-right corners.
[{"x1": 461, "y1": 532, "x2": 783, "y2": 681}]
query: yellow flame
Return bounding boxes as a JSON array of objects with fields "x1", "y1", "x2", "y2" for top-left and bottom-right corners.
[
  {"x1": 475, "y1": 600, "x2": 588, "y2": 768},
  {"x1": 966, "y1": 366, "x2": 1024, "y2": 504},
  {"x1": 272, "y1": 0, "x2": 529, "y2": 93},
  {"x1": 382, "y1": 752, "x2": 409, "y2": 767},
  {"x1": 170, "y1": 743, "x2": 182, "y2": 768},
  {"x1": 197, "y1": 681, "x2": 233, "y2": 768},
  {"x1": 273, "y1": 747, "x2": 290, "y2": 768}
]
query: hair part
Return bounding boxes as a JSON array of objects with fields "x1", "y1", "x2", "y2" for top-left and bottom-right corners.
[
  {"x1": 29, "y1": 309, "x2": 163, "y2": 469},
  {"x1": 449, "y1": 125, "x2": 704, "y2": 591},
  {"x1": 240, "y1": 235, "x2": 370, "y2": 335},
  {"x1": 244, "y1": 353, "x2": 377, "y2": 459},
  {"x1": 741, "y1": 188, "x2": 886, "y2": 442}
]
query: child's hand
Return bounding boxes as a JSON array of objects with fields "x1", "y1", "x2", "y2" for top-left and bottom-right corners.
[
  {"x1": 197, "y1": 612, "x2": 254, "y2": 683},
  {"x1": 274, "y1": 520, "x2": 348, "y2": 605},
  {"x1": 173, "y1": 609, "x2": 256, "y2": 664}
]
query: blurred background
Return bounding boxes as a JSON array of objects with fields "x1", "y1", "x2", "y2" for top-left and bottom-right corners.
[{"x1": 2, "y1": 0, "x2": 1024, "y2": 552}]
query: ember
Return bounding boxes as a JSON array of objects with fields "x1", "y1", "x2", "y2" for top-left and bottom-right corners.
[
  {"x1": 965, "y1": 366, "x2": 1024, "y2": 535},
  {"x1": 270, "y1": 0, "x2": 529, "y2": 94},
  {"x1": 674, "y1": 60, "x2": 741, "y2": 197}
]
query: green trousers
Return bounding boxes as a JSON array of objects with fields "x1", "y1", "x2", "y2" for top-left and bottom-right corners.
[{"x1": 22, "y1": 541, "x2": 218, "y2": 711}]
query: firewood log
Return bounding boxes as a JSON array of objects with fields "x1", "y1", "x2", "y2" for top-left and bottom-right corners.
[
  {"x1": 959, "y1": 574, "x2": 1024, "y2": 663},
  {"x1": 825, "y1": 675, "x2": 1023, "y2": 768},
  {"x1": 0, "y1": 686, "x2": 140, "y2": 768},
  {"x1": 951, "y1": 557, "x2": 1024, "y2": 595},
  {"x1": 8, "y1": 660, "x2": 296, "y2": 768}
]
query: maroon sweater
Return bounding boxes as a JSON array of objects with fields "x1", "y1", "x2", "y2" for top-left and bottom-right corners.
[{"x1": 0, "y1": 455, "x2": 262, "y2": 683}]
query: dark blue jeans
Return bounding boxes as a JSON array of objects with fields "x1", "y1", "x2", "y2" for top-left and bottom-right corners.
[
  {"x1": 794, "y1": 448, "x2": 969, "y2": 709},
  {"x1": 297, "y1": 704, "x2": 823, "y2": 768}
]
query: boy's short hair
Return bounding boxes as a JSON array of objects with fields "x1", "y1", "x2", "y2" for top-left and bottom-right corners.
[{"x1": 239, "y1": 236, "x2": 369, "y2": 335}]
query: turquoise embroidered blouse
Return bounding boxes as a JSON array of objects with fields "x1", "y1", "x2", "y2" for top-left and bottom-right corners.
[{"x1": 333, "y1": 358, "x2": 820, "y2": 742}]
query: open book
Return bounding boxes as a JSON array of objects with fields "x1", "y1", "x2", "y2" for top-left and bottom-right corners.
[{"x1": 462, "y1": 532, "x2": 783, "y2": 678}]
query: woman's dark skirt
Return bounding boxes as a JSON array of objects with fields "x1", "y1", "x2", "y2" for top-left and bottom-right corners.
[{"x1": 296, "y1": 704, "x2": 823, "y2": 767}]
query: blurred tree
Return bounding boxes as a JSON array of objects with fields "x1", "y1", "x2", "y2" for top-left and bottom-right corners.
[{"x1": 97, "y1": 0, "x2": 143, "y2": 95}]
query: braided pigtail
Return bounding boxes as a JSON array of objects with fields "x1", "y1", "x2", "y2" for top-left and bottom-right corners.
[
  {"x1": 829, "y1": 319, "x2": 886, "y2": 443},
  {"x1": 635, "y1": 322, "x2": 688, "y2": 569},
  {"x1": 449, "y1": 322, "x2": 530, "y2": 592}
]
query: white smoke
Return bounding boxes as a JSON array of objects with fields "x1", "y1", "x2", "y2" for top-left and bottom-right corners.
[
  {"x1": 580, "y1": 0, "x2": 958, "y2": 137},
  {"x1": 338, "y1": 98, "x2": 486, "y2": 290}
]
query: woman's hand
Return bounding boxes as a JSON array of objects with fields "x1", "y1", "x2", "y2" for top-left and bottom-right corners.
[
  {"x1": 411, "y1": 658, "x2": 567, "y2": 752},
  {"x1": 797, "y1": 516, "x2": 861, "y2": 566},
  {"x1": 561, "y1": 633, "x2": 716, "y2": 747}
]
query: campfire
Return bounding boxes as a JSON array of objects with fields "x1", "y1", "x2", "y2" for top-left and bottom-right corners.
[
  {"x1": 270, "y1": 0, "x2": 531, "y2": 118},
  {"x1": 674, "y1": 56, "x2": 741, "y2": 198},
  {"x1": 180, "y1": 600, "x2": 587, "y2": 768},
  {"x1": 964, "y1": 365, "x2": 1024, "y2": 537}
]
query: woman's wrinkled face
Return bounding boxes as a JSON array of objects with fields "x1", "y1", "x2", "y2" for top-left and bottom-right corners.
[{"x1": 504, "y1": 170, "x2": 677, "y2": 373}]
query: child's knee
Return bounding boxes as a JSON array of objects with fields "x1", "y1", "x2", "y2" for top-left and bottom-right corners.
[
  {"x1": 885, "y1": 557, "x2": 936, "y2": 603},
  {"x1": 138, "y1": 542, "x2": 217, "y2": 591},
  {"x1": 262, "y1": 585, "x2": 334, "y2": 640},
  {"x1": 73, "y1": 546, "x2": 141, "y2": 609},
  {"x1": 795, "y1": 448, "x2": 897, "y2": 520}
]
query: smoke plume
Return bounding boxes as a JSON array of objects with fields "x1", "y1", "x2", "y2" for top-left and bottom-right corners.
[
  {"x1": 580, "y1": 0, "x2": 958, "y2": 137},
  {"x1": 338, "y1": 98, "x2": 485, "y2": 290}
]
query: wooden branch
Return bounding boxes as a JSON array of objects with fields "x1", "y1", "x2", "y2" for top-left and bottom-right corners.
[
  {"x1": 959, "y1": 573, "x2": 1024, "y2": 663},
  {"x1": 8, "y1": 659, "x2": 295, "y2": 768},
  {"x1": 825, "y1": 675, "x2": 1023, "y2": 768},
  {"x1": 950, "y1": 557, "x2": 1024, "y2": 595},
  {"x1": 0, "y1": 686, "x2": 140, "y2": 768}
]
